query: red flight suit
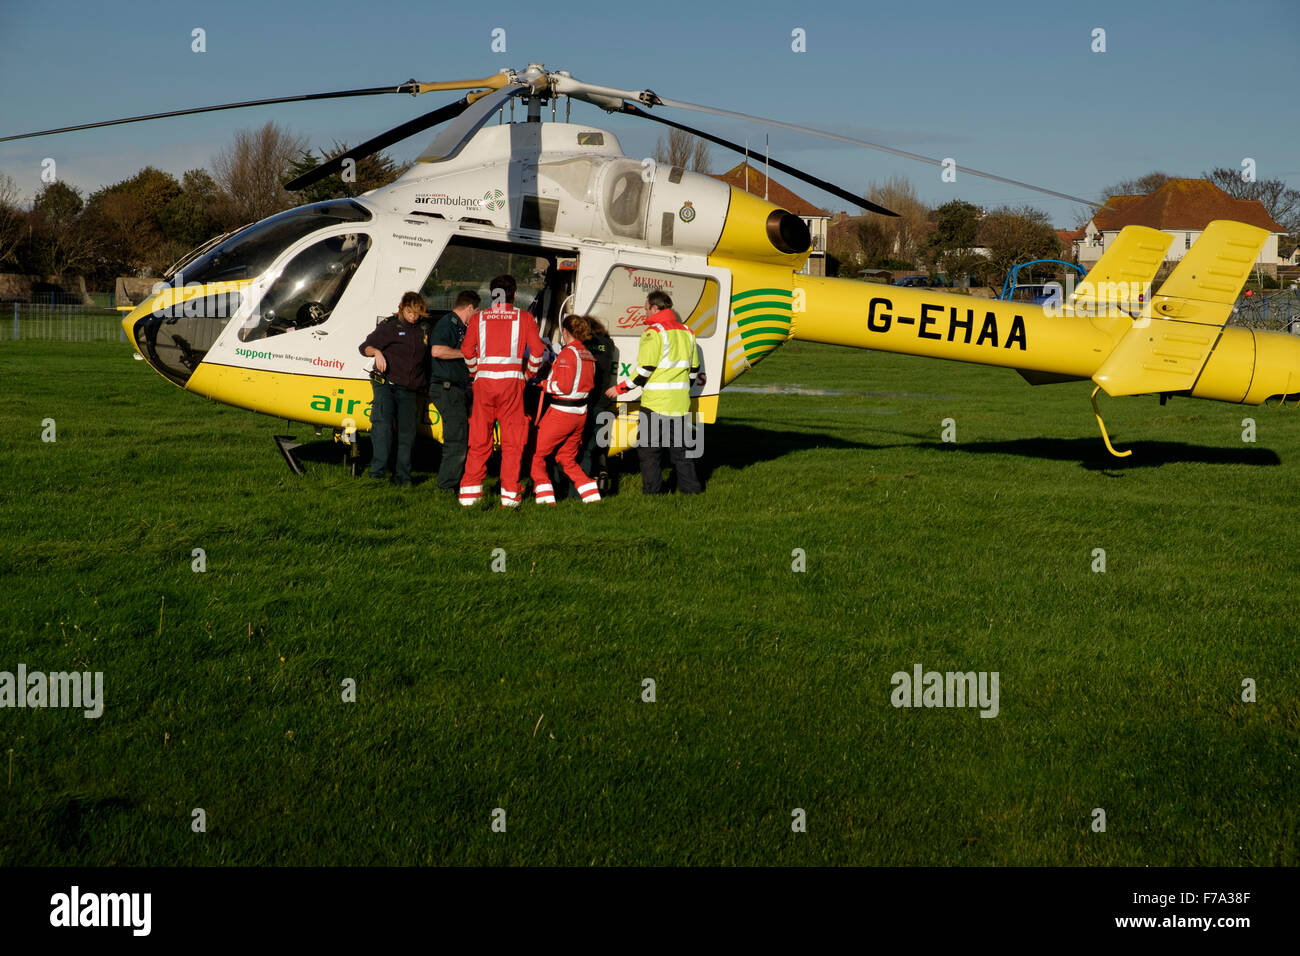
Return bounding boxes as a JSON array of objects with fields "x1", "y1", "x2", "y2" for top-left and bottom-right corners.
[
  {"x1": 458, "y1": 301, "x2": 545, "y2": 507},
  {"x1": 531, "y1": 339, "x2": 601, "y2": 504}
]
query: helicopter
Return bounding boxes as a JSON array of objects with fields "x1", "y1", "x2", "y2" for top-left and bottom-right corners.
[{"x1": 6, "y1": 63, "x2": 1297, "y2": 467}]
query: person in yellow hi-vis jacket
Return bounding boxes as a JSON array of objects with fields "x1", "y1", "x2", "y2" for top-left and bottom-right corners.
[{"x1": 617, "y1": 291, "x2": 704, "y2": 495}]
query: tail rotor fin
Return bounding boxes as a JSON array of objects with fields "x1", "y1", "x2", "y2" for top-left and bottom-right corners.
[{"x1": 1091, "y1": 221, "x2": 1270, "y2": 399}]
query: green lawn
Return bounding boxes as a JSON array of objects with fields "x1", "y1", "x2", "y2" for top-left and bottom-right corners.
[{"x1": 0, "y1": 339, "x2": 1296, "y2": 865}]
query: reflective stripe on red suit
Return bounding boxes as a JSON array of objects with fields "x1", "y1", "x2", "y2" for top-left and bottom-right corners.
[
  {"x1": 531, "y1": 340, "x2": 600, "y2": 503},
  {"x1": 458, "y1": 303, "x2": 545, "y2": 506}
]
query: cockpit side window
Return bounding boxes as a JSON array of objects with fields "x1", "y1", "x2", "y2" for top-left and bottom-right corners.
[
  {"x1": 239, "y1": 232, "x2": 372, "y2": 341},
  {"x1": 178, "y1": 199, "x2": 372, "y2": 286}
]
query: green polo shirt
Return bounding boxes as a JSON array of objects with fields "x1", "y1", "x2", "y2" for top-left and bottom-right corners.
[{"x1": 430, "y1": 312, "x2": 469, "y2": 386}]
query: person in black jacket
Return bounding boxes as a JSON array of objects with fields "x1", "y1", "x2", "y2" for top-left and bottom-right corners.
[
  {"x1": 428, "y1": 289, "x2": 479, "y2": 492},
  {"x1": 359, "y1": 291, "x2": 431, "y2": 486},
  {"x1": 573, "y1": 316, "x2": 618, "y2": 496}
]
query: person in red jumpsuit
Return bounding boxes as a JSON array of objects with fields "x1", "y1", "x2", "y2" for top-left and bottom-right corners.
[
  {"x1": 530, "y1": 315, "x2": 602, "y2": 505},
  {"x1": 458, "y1": 274, "x2": 545, "y2": 508}
]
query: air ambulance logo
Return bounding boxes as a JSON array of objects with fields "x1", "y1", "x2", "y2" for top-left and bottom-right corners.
[
  {"x1": 483, "y1": 189, "x2": 506, "y2": 211},
  {"x1": 678, "y1": 201, "x2": 696, "y2": 223}
]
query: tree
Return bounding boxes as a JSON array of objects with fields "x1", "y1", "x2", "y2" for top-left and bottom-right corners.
[
  {"x1": 1203, "y1": 167, "x2": 1300, "y2": 234},
  {"x1": 1099, "y1": 171, "x2": 1175, "y2": 200},
  {"x1": 652, "y1": 130, "x2": 712, "y2": 173},
  {"x1": 926, "y1": 199, "x2": 980, "y2": 264},
  {"x1": 0, "y1": 173, "x2": 27, "y2": 267},
  {"x1": 855, "y1": 218, "x2": 892, "y2": 267},
  {"x1": 29, "y1": 181, "x2": 96, "y2": 276},
  {"x1": 927, "y1": 199, "x2": 984, "y2": 286},
  {"x1": 863, "y1": 177, "x2": 931, "y2": 267},
  {"x1": 160, "y1": 169, "x2": 225, "y2": 251},
  {"x1": 285, "y1": 144, "x2": 410, "y2": 206},
  {"x1": 82, "y1": 167, "x2": 183, "y2": 279},
  {"x1": 976, "y1": 205, "x2": 1061, "y2": 287},
  {"x1": 940, "y1": 249, "x2": 987, "y2": 287},
  {"x1": 212, "y1": 121, "x2": 308, "y2": 225}
]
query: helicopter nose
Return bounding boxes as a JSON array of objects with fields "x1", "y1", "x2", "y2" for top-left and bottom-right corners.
[{"x1": 126, "y1": 286, "x2": 242, "y2": 387}]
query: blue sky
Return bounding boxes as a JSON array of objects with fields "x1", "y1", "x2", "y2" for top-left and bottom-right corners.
[{"x1": 1, "y1": 0, "x2": 1296, "y2": 227}]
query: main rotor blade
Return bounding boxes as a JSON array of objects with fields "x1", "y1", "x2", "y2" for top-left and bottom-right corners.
[
  {"x1": 417, "y1": 83, "x2": 527, "y2": 162},
  {"x1": 652, "y1": 96, "x2": 1102, "y2": 208},
  {"x1": 620, "y1": 104, "x2": 897, "y2": 217},
  {"x1": 0, "y1": 83, "x2": 429, "y2": 144},
  {"x1": 414, "y1": 74, "x2": 511, "y2": 94},
  {"x1": 284, "y1": 97, "x2": 474, "y2": 191}
]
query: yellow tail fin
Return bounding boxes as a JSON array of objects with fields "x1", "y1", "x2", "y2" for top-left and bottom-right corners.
[
  {"x1": 1092, "y1": 220, "x2": 1270, "y2": 397},
  {"x1": 1150, "y1": 220, "x2": 1271, "y2": 325},
  {"x1": 1072, "y1": 225, "x2": 1171, "y2": 313}
]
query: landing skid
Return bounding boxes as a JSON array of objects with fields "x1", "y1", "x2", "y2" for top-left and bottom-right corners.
[
  {"x1": 272, "y1": 427, "x2": 362, "y2": 476},
  {"x1": 273, "y1": 435, "x2": 305, "y2": 475}
]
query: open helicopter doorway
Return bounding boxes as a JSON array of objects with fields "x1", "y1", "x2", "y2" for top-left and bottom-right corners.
[{"x1": 418, "y1": 234, "x2": 578, "y2": 343}]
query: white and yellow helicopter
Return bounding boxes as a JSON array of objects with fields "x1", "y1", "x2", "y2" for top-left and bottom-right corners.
[{"x1": 8, "y1": 63, "x2": 1298, "y2": 467}]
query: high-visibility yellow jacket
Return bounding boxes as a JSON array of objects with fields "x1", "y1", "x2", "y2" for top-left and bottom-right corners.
[{"x1": 635, "y1": 310, "x2": 698, "y2": 416}]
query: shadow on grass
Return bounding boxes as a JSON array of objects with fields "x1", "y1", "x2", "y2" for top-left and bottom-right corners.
[
  {"x1": 277, "y1": 435, "x2": 445, "y2": 480},
  {"x1": 700, "y1": 421, "x2": 903, "y2": 479},
  {"x1": 917, "y1": 437, "x2": 1283, "y2": 470},
  {"x1": 44, "y1": 793, "x2": 136, "y2": 853}
]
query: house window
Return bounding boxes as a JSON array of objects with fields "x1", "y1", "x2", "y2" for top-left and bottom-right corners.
[{"x1": 1186, "y1": 232, "x2": 1192, "y2": 250}]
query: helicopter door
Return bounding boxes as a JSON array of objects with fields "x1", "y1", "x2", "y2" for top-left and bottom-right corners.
[
  {"x1": 417, "y1": 235, "x2": 577, "y2": 344},
  {"x1": 574, "y1": 258, "x2": 729, "y2": 417}
]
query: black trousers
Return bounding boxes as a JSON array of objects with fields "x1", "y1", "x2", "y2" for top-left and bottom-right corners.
[
  {"x1": 370, "y1": 381, "x2": 419, "y2": 483},
  {"x1": 636, "y1": 410, "x2": 702, "y2": 495},
  {"x1": 430, "y1": 381, "x2": 471, "y2": 490}
]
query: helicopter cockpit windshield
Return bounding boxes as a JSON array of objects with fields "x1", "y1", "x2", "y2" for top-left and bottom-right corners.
[
  {"x1": 239, "y1": 232, "x2": 373, "y2": 341},
  {"x1": 176, "y1": 199, "x2": 372, "y2": 286}
]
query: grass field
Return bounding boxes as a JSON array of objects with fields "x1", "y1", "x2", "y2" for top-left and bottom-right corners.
[{"x1": 0, "y1": 339, "x2": 1296, "y2": 866}]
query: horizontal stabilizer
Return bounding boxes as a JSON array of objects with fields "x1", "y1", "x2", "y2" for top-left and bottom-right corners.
[{"x1": 1092, "y1": 320, "x2": 1221, "y2": 396}]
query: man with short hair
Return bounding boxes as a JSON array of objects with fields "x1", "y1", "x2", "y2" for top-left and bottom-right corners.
[
  {"x1": 459, "y1": 274, "x2": 545, "y2": 508},
  {"x1": 620, "y1": 291, "x2": 704, "y2": 495},
  {"x1": 429, "y1": 289, "x2": 479, "y2": 492}
]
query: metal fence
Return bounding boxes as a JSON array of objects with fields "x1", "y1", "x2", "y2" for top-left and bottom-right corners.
[
  {"x1": 6, "y1": 302, "x2": 128, "y2": 342},
  {"x1": 1227, "y1": 289, "x2": 1300, "y2": 333}
]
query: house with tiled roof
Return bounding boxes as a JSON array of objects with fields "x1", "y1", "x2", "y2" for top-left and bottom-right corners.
[
  {"x1": 713, "y1": 162, "x2": 830, "y2": 276},
  {"x1": 1076, "y1": 178, "x2": 1287, "y2": 276},
  {"x1": 1057, "y1": 227, "x2": 1084, "y2": 251}
]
